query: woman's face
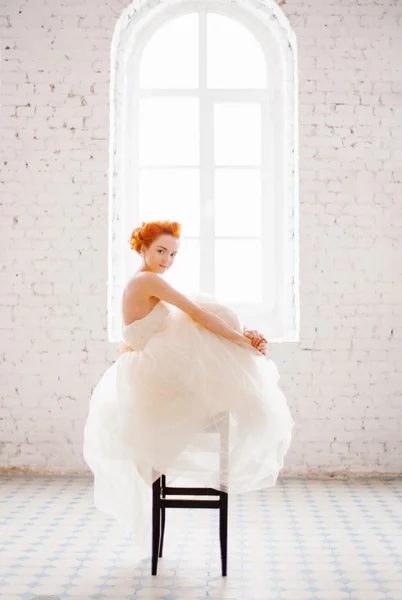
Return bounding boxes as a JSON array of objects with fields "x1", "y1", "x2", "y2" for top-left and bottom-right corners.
[{"x1": 141, "y1": 234, "x2": 180, "y2": 275}]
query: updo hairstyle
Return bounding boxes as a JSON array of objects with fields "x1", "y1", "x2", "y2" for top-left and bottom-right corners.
[{"x1": 129, "y1": 220, "x2": 181, "y2": 255}]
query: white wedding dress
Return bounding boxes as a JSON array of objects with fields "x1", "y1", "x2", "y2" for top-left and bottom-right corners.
[{"x1": 83, "y1": 297, "x2": 294, "y2": 543}]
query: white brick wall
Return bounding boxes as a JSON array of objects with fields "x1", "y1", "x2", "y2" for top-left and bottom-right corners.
[{"x1": 0, "y1": 0, "x2": 401, "y2": 475}]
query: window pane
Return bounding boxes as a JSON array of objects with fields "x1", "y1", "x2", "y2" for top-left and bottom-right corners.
[
  {"x1": 215, "y1": 169, "x2": 261, "y2": 237},
  {"x1": 165, "y1": 238, "x2": 200, "y2": 294},
  {"x1": 140, "y1": 14, "x2": 198, "y2": 89},
  {"x1": 139, "y1": 169, "x2": 199, "y2": 236},
  {"x1": 207, "y1": 13, "x2": 266, "y2": 89},
  {"x1": 214, "y1": 103, "x2": 261, "y2": 166},
  {"x1": 215, "y1": 240, "x2": 262, "y2": 303},
  {"x1": 139, "y1": 98, "x2": 199, "y2": 166}
]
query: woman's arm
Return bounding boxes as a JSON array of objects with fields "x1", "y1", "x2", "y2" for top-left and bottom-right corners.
[{"x1": 139, "y1": 272, "x2": 253, "y2": 349}]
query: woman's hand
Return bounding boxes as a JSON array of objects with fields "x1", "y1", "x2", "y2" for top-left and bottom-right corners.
[{"x1": 244, "y1": 328, "x2": 268, "y2": 356}]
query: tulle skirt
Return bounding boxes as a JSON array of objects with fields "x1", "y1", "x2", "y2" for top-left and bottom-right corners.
[{"x1": 83, "y1": 299, "x2": 294, "y2": 545}]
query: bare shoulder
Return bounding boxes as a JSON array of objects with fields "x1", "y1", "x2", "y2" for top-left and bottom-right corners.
[
  {"x1": 136, "y1": 271, "x2": 160, "y2": 283},
  {"x1": 131, "y1": 271, "x2": 162, "y2": 292},
  {"x1": 125, "y1": 271, "x2": 158, "y2": 291}
]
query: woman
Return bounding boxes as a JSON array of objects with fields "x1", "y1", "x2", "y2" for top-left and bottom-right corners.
[{"x1": 83, "y1": 220, "x2": 294, "y2": 540}]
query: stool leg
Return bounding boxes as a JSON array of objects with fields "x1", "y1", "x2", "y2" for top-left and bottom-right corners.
[
  {"x1": 159, "y1": 474, "x2": 166, "y2": 558},
  {"x1": 152, "y1": 477, "x2": 161, "y2": 575},
  {"x1": 218, "y1": 412, "x2": 229, "y2": 576},
  {"x1": 219, "y1": 491, "x2": 228, "y2": 576}
]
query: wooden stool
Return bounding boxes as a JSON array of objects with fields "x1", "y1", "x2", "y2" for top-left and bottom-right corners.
[{"x1": 151, "y1": 413, "x2": 229, "y2": 576}]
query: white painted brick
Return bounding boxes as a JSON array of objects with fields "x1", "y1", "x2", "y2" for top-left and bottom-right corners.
[{"x1": 0, "y1": 0, "x2": 401, "y2": 476}]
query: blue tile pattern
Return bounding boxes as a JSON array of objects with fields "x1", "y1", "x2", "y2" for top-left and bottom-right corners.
[{"x1": 0, "y1": 476, "x2": 401, "y2": 599}]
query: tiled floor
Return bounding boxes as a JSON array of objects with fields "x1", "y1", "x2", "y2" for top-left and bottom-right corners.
[{"x1": 0, "y1": 476, "x2": 401, "y2": 600}]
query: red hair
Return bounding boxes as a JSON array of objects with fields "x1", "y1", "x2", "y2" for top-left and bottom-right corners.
[{"x1": 129, "y1": 220, "x2": 181, "y2": 255}]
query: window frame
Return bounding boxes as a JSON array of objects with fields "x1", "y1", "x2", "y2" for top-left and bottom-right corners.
[{"x1": 109, "y1": 0, "x2": 299, "y2": 343}]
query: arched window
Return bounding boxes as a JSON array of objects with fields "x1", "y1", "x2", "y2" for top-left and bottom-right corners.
[{"x1": 109, "y1": 0, "x2": 298, "y2": 343}]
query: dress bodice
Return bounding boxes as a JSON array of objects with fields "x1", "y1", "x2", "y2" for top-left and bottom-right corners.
[{"x1": 122, "y1": 301, "x2": 170, "y2": 351}]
